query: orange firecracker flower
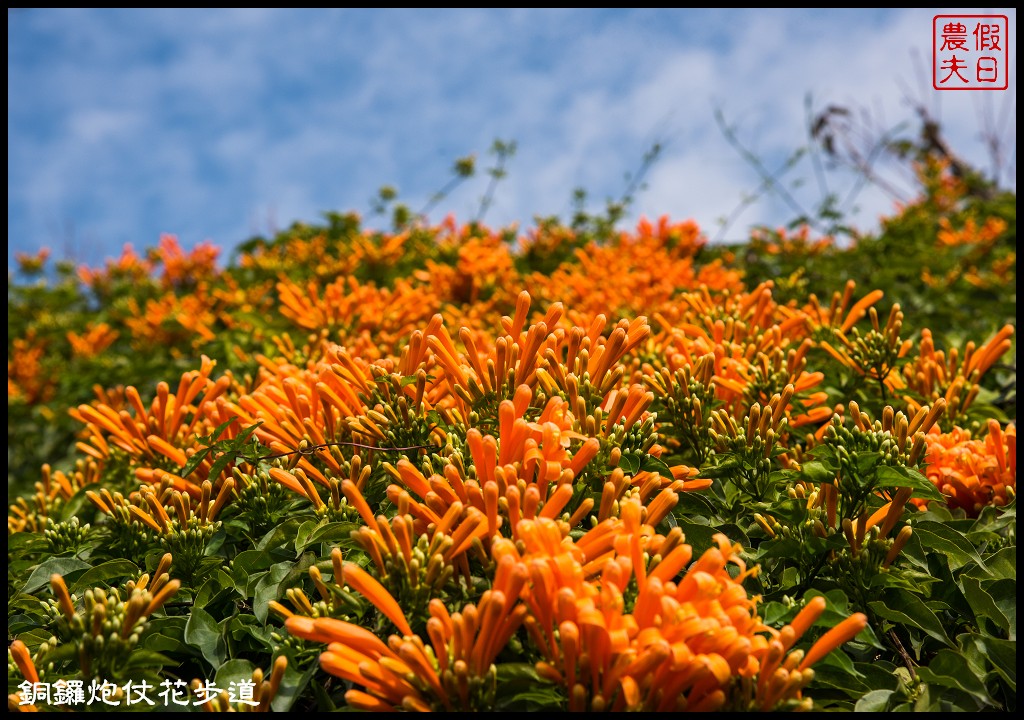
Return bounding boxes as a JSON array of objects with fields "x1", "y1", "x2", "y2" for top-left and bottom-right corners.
[{"x1": 921, "y1": 420, "x2": 1016, "y2": 515}]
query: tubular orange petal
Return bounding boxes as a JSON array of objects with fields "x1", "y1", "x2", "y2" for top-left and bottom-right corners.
[
  {"x1": 145, "y1": 579, "x2": 181, "y2": 616},
  {"x1": 798, "y1": 613, "x2": 868, "y2": 671},
  {"x1": 343, "y1": 689, "x2": 395, "y2": 712},
  {"x1": 9, "y1": 640, "x2": 39, "y2": 685},
  {"x1": 286, "y1": 616, "x2": 394, "y2": 659},
  {"x1": 342, "y1": 563, "x2": 414, "y2": 637}
]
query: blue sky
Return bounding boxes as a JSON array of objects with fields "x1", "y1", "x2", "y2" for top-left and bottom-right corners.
[{"x1": 7, "y1": 8, "x2": 1017, "y2": 270}]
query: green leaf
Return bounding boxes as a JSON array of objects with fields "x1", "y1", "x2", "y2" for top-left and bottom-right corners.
[
  {"x1": 916, "y1": 649, "x2": 992, "y2": 705},
  {"x1": 868, "y1": 588, "x2": 953, "y2": 648},
  {"x1": 215, "y1": 659, "x2": 257, "y2": 701},
  {"x1": 309, "y1": 672, "x2": 338, "y2": 711},
  {"x1": 493, "y1": 663, "x2": 556, "y2": 710},
  {"x1": 226, "y1": 613, "x2": 278, "y2": 654},
  {"x1": 495, "y1": 662, "x2": 542, "y2": 682},
  {"x1": 672, "y1": 519, "x2": 719, "y2": 560},
  {"x1": 979, "y1": 636, "x2": 1016, "y2": 691},
  {"x1": 181, "y1": 446, "x2": 216, "y2": 479},
  {"x1": 672, "y1": 489, "x2": 718, "y2": 517},
  {"x1": 192, "y1": 555, "x2": 227, "y2": 579},
  {"x1": 257, "y1": 518, "x2": 304, "y2": 552},
  {"x1": 972, "y1": 501, "x2": 1015, "y2": 535},
  {"x1": 853, "y1": 660, "x2": 901, "y2": 691},
  {"x1": 71, "y1": 559, "x2": 139, "y2": 591},
  {"x1": 959, "y1": 633, "x2": 1016, "y2": 692},
  {"x1": 194, "y1": 418, "x2": 236, "y2": 446},
  {"x1": 232, "y1": 549, "x2": 277, "y2": 581},
  {"x1": 915, "y1": 502, "x2": 954, "y2": 523},
  {"x1": 8, "y1": 613, "x2": 44, "y2": 635},
  {"x1": 56, "y1": 484, "x2": 93, "y2": 522},
  {"x1": 183, "y1": 420, "x2": 263, "y2": 480},
  {"x1": 855, "y1": 451, "x2": 883, "y2": 476},
  {"x1": 807, "y1": 444, "x2": 838, "y2": 465},
  {"x1": 226, "y1": 613, "x2": 261, "y2": 641},
  {"x1": 231, "y1": 548, "x2": 280, "y2": 598},
  {"x1": 876, "y1": 465, "x2": 945, "y2": 502},
  {"x1": 11, "y1": 627, "x2": 54, "y2": 651},
  {"x1": 207, "y1": 422, "x2": 264, "y2": 481},
  {"x1": 6, "y1": 532, "x2": 49, "y2": 554},
  {"x1": 855, "y1": 689, "x2": 895, "y2": 712},
  {"x1": 144, "y1": 632, "x2": 191, "y2": 655},
  {"x1": 960, "y1": 575, "x2": 1009, "y2": 635},
  {"x1": 146, "y1": 615, "x2": 188, "y2": 640},
  {"x1": 809, "y1": 661, "x2": 869, "y2": 697},
  {"x1": 979, "y1": 546, "x2": 1016, "y2": 580},
  {"x1": 752, "y1": 537, "x2": 802, "y2": 561},
  {"x1": 912, "y1": 521, "x2": 986, "y2": 571},
  {"x1": 273, "y1": 658, "x2": 319, "y2": 712},
  {"x1": 296, "y1": 521, "x2": 360, "y2": 554},
  {"x1": 205, "y1": 527, "x2": 227, "y2": 556},
  {"x1": 185, "y1": 605, "x2": 227, "y2": 668},
  {"x1": 21, "y1": 557, "x2": 91, "y2": 595},
  {"x1": 639, "y1": 455, "x2": 674, "y2": 478},
  {"x1": 698, "y1": 456, "x2": 741, "y2": 479},
  {"x1": 801, "y1": 460, "x2": 835, "y2": 485},
  {"x1": 618, "y1": 453, "x2": 641, "y2": 475},
  {"x1": 206, "y1": 456, "x2": 239, "y2": 489},
  {"x1": 761, "y1": 601, "x2": 791, "y2": 627},
  {"x1": 181, "y1": 418, "x2": 235, "y2": 478},
  {"x1": 985, "y1": 578, "x2": 1016, "y2": 640},
  {"x1": 496, "y1": 688, "x2": 565, "y2": 711},
  {"x1": 9, "y1": 595, "x2": 51, "y2": 614},
  {"x1": 253, "y1": 561, "x2": 295, "y2": 623},
  {"x1": 293, "y1": 519, "x2": 319, "y2": 554},
  {"x1": 780, "y1": 565, "x2": 800, "y2": 588},
  {"x1": 8, "y1": 558, "x2": 40, "y2": 582},
  {"x1": 817, "y1": 642, "x2": 858, "y2": 674},
  {"x1": 195, "y1": 568, "x2": 236, "y2": 608},
  {"x1": 282, "y1": 552, "x2": 317, "y2": 590}
]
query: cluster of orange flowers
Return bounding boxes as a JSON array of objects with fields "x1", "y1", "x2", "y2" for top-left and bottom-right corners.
[
  {"x1": 76, "y1": 235, "x2": 219, "y2": 291},
  {"x1": 749, "y1": 225, "x2": 835, "y2": 257},
  {"x1": 922, "y1": 420, "x2": 1016, "y2": 515},
  {"x1": 286, "y1": 513, "x2": 867, "y2": 712},
  {"x1": 11, "y1": 217, "x2": 1013, "y2": 549},
  {"x1": 8, "y1": 331, "x2": 53, "y2": 404},
  {"x1": 66, "y1": 322, "x2": 120, "y2": 360},
  {"x1": 8, "y1": 459, "x2": 101, "y2": 534},
  {"x1": 7, "y1": 210, "x2": 1015, "y2": 712},
  {"x1": 14, "y1": 247, "x2": 52, "y2": 273},
  {"x1": 151, "y1": 234, "x2": 220, "y2": 288},
  {"x1": 936, "y1": 216, "x2": 1008, "y2": 249},
  {"x1": 76, "y1": 243, "x2": 154, "y2": 290}
]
